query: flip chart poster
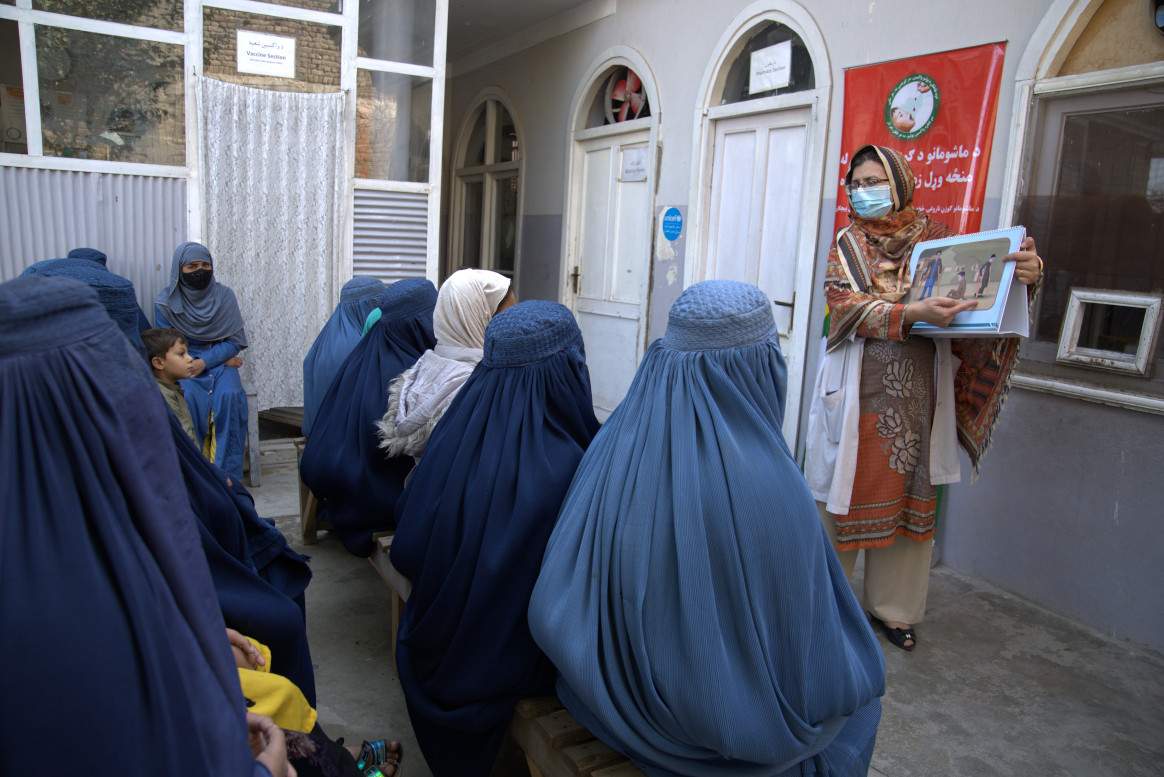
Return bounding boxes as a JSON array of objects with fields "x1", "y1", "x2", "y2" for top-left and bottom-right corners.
[{"x1": 834, "y1": 42, "x2": 1006, "y2": 235}]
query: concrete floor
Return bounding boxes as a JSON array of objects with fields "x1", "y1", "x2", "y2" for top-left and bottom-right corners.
[{"x1": 250, "y1": 458, "x2": 1164, "y2": 777}]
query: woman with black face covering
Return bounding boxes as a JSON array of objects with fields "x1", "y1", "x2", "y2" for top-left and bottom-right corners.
[{"x1": 155, "y1": 242, "x2": 250, "y2": 479}]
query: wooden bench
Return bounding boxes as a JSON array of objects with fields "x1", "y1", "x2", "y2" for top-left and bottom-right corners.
[
  {"x1": 509, "y1": 698, "x2": 645, "y2": 777},
  {"x1": 367, "y1": 534, "x2": 644, "y2": 777},
  {"x1": 243, "y1": 381, "x2": 260, "y2": 487}
]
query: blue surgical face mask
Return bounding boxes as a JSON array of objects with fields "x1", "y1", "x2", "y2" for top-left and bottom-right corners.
[{"x1": 848, "y1": 184, "x2": 894, "y2": 219}]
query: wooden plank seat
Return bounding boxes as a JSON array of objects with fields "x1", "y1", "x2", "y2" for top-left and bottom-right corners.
[
  {"x1": 367, "y1": 534, "x2": 644, "y2": 777},
  {"x1": 510, "y1": 697, "x2": 645, "y2": 777}
]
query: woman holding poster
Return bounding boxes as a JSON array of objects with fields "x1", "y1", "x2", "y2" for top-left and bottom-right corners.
[{"x1": 806, "y1": 144, "x2": 1042, "y2": 652}]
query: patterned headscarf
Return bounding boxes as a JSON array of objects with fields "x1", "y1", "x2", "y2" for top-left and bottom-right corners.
[{"x1": 840, "y1": 144, "x2": 932, "y2": 301}]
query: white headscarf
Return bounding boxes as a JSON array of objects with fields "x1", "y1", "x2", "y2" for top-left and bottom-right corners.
[{"x1": 378, "y1": 270, "x2": 511, "y2": 460}]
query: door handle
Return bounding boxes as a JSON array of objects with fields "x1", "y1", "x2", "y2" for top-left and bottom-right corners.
[{"x1": 772, "y1": 292, "x2": 795, "y2": 337}]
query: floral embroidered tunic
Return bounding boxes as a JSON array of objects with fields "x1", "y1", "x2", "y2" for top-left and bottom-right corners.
[{"x1": 822, "y1": 144, "x2": 1029, "y2": 552}]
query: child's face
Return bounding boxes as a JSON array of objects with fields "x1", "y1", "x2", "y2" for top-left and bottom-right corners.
[{"x1": 155, "y1": 341, "x2": 194, "y2": 382}]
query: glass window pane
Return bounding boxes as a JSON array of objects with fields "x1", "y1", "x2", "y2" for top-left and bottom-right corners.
[
  {"x1": 1017, "y1": 102, "x2": 1164, "y2": 359},
  {"x1": 203, "y1": 8, "x2": 340, "y2": 92},
  {"x1": 493, "y1": 174, "x2": 517, "y2": 273},
  {"x1": 1, "y1": 20, "x2": 27, "y2": 154},
  {"x1": 356, "y1": 70, "x2": 431, "y2": 182},
  {"x1": 358, "y1": 0, "x2": 434, "y2": 67},
  {"x1": 35, "y1": 25, "x2": 184, "y2": 165},
  {"x1": 1078, "y1": 302, "x2": 1145, "y2": 355},
  {"x1": 718, "y1": 22, "x2": 815, "y2": 105},
  {"x1": 464, "y1": 107, "x2": 486, "y2": 167},
  {"x1": 491, "y1": 103, "x2": 518, "y2": 164},
  {"x1": 32, "y1": 0, "x2": 183, "y2": 32},
  {"x1": 461, "y1": 179, "x2": 483, "y2": 268}
]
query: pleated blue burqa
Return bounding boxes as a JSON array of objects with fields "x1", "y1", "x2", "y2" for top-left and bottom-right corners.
[
  {"x1": 391, "y1": 301, "x2": 600, "y2": 777},
  {"x1": 529, "y1": 280, "x2": 886, "y2": 777},
  {"x1": 167, "y1": 410, "x2": 317, "y2": 706},
  {"x1": 302, "y1": 276, "x2": 385, "y2": 437},
  {"x1": 21, "y1": 255, "x2": 149, "y2": 360},
  {"x1": 0, "y1": 275, "x2": 261, "y2": 777},
  {"x1": 299, "y1": 278, "x2": 437, "y2": 556}
]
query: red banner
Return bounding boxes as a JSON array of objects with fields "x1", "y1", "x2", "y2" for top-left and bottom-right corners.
[{"x1": 834, "y1": 42, "x2": 1006, "y2": 236}]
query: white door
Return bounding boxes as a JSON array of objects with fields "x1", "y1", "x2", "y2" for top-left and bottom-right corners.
[
  {"x1": 704, "y1": 107, "x2": 814, "y2": 441},
  {"x1": 566, "y1": 128, "x2": 651, "y2": 420}
]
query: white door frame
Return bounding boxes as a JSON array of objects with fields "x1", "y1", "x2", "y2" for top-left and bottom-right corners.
[
  {"x1": 686, "y1": 2, "x2": 832, "y2": 446},
  {"x1": 560, "y1": 47, "x2": 660, "y2": 366}
]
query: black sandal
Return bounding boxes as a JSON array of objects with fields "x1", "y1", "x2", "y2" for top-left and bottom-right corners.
[{"x1": 870, "y1": 615, "x2": 916, "y2": 651}]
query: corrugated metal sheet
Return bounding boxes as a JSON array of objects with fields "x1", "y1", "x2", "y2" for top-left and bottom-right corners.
[
  {"x1": 352, "y1": 189, "x2": 428, "y2": 282},
  {"x1": 0, "y1": 167, "x2": 186, "y2": 320}
]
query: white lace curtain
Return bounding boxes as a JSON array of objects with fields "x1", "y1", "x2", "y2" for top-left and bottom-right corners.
[{"x1": 197, "y1": 76, "x2": 346, "y2": 411}]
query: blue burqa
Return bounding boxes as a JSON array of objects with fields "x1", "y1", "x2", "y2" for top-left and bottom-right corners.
[
  {"x1": 299, "y1": 278, "x2": 437, "y2": 557},
  {"x1": 21, "y1": 255, "x2": 149, "y2": 360},
  {"x1": 391, "y1": 301, "x2": 600, "y2": 777},
  {"x1": 167, "y1": 410, "x2": 317, "y2": 706},
  {"x1": 0, "y1": 275, "x2": 262, "y2": 777},
  {"x1": 529, "y1": 281, "x2": 886, "y2": 777},
  {"x1": 155, "y1": 242, "x2": 250, "y2": 479},
  {"x1": 302, "y1": 276, "x2": 385, "y2": 437}
]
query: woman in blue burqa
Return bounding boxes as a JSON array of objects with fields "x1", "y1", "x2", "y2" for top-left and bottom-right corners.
[
  {"x1": 301, "y1": 276, "x2": 385, "y2": 437},
  {"x1": 0, "y1": 275, "x2": 291, "y2": 777},
  {"x1": 299, "y1": 278, "x2": 437, "y2": 556},
  {"x1": 21, "y1": 249, "x2": 150, "y2": 360},
  {"x1": 529, "y1": 280, "x2": 886, "y2": 777},
  {"x1": 391, "y1": 300, "x2": 600, "y2": 777},
  {"x1": 155, "y1": 241, "x2": 249, "y2": 479}
]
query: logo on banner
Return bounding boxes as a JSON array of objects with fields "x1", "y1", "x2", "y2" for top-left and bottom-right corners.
[{"x1": 884, "y1": 74, "x2": 939, "y2": 140}]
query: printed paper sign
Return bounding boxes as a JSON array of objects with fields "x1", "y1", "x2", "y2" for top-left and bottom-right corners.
[
  {"x1": 834, "y1": 43, "x2": 1006, "y2": 235},
  {"x1": 620, "y1": 147, "x2": 648, "y2": 182},
  {"x1": 237, "y1": 31, "x2": 296, "y2": 79},
  {"x1": 1, "y1": 85, "x2": 25, "y2": 143},
  {"x1": 750, "y1": 41, "x2": 791, "y2": 94}
]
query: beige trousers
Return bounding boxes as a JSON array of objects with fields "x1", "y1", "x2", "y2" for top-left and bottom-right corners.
[{"x1": 817, "y1": 501, "x2": 933, "y2": 625}]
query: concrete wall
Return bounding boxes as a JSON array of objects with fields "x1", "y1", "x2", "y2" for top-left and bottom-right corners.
[{"x1": 937, "y1": 390, "x2": 1164, "y2": 652}]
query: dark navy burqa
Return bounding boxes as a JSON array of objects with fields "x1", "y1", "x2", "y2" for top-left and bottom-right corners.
[
  {"x1": 21, "y1": 254, "x2": 150, "y2": 360},
  {"x1": 167, "y1": 411, "x2": 317, "y2": 706},
  {"x1": 302, "y1": 276, "x2": 385, "y2": 437},
  {"x1": 529, "y1": 281, "x2": 886, "y2": 777},
  {"x1": 0, "y1": 276, "x2": 261, "y2": 777},
  {"x1": 300, "y1": 278, "x2": 437, "y2": 557},
  {"x1": 392, "y1": 300, "x2": 600, "y2": 777}
]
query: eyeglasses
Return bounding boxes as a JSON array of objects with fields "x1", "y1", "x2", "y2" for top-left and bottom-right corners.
[{"x1": 846, "y1": 176, "x2": 890, "y2": 194}]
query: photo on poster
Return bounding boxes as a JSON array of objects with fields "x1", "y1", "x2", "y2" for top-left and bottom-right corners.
[{"x1": 906, "y1": 226, "x2": 1027, "y2": 336}]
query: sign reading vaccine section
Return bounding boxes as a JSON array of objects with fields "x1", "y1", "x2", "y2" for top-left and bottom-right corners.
[{"x1": 237, "y1": 31, "x2": 296, "y2": 79}]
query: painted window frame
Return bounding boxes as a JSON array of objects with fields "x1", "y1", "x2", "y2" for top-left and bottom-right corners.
[
  {"x1": 1056, "y1": 289, "x2": 1164, "y2": 377},
  {"x1": 448, "y1": 91, "x2": 522, "y2": 286}
]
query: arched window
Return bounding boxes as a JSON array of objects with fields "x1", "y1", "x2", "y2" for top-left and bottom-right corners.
[
  {"x1": 716, "y1": 21, "x2": 815, "y2": 105},
  {"x1": 450, "y1": 95, "x2": 521, "y2": 281}
]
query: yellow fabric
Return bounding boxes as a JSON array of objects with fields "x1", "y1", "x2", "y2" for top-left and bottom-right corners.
[
  {"x1": 237, "y1": 636, "x2": 317, "y2": 732},
  {"x1": 201, "y1": 407, "x2": 216, "y2": 463}
]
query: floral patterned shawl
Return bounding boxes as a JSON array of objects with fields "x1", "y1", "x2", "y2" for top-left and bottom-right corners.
[{"x1": 824, "y1": 144, "x2": 1028, "y2": 476}]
